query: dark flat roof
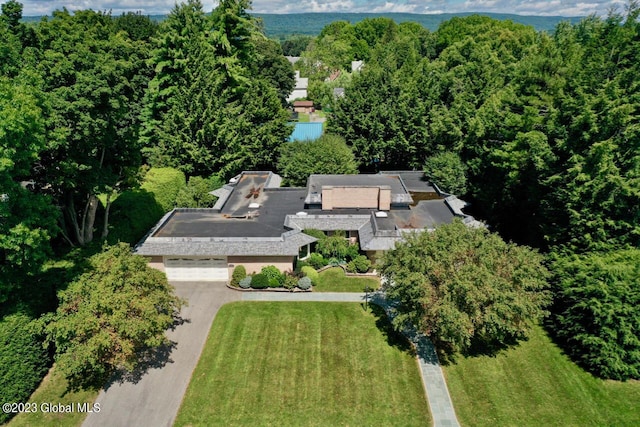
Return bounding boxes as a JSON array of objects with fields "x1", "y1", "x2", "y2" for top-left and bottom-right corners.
[
  {"x1": 380, "y1": 171, "x2": 437, "y2": 193},
  {"x1": 153, "y1": 188, "x2": 307, "y2": 239},
  {"x1": 386, "y1": 200, "x2": 455, "y2": 230}
]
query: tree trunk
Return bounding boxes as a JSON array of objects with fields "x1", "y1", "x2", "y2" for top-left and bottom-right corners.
[
  {"x1": 81, "y1": 194, "x2": 99, "y2": 245},
  {"x1": 101, "y1": 191, "x2": 112, "y2": 239}
]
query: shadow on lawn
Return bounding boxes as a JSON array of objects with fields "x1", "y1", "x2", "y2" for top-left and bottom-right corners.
[{"x1": 367, "y1": 303, "x2": 416, "y2": 357}]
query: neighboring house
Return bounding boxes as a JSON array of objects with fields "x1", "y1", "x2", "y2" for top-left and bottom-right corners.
[
  {"x1": 135, "y1": 171, "x2": 481, "y2": 281},
  {"x1": 292, "y1": 100, "x2": 314, "y2": 113},
  {"x1": 286, "y1": 71, "x2": 308, "y2": 102},
  {"x1": 289, "y1": 122, "x2": 324, "y2": 142}
]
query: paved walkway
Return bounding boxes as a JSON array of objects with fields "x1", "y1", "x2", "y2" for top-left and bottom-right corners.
[
  {"x1": 82, "y1": 282, "x2": 240, "y2": 427},
  {"x1": 243, "y1": 291, "x2": 460, "y2": 427}
]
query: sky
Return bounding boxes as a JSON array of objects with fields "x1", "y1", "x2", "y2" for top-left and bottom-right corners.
[{"x1": 19, "y1": 0, "x2": 627, "y2": 18}]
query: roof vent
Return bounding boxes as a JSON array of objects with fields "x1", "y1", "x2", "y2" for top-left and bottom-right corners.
[
  {"x1": 375, "y1": 211, "x2": 388, "y2": 218},
  {"x1": 296, "y1": 211, "x2": 308, "y2": 216},
  {"x1": 248, "y1": 203, "x2": 260, "y2": 209}
]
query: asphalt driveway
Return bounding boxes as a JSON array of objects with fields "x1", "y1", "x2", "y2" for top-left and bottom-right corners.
[{"x1": 82, "y1": 282, "x2": 240, "y2": 427}]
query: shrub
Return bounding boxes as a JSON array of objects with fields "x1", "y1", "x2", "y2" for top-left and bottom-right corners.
[
  {"x1": 175, "y1": 175, "x2": 224, "y2": 208},
  {"x1": 308, "y1": 253, "x2": 328, "y2": 269},
  {"x1": 347, "y1": 255, "x2": 372, "y2": 273},
  {"x1": 0, "y1": 313, "x2": 50, "y2": 424},
  {"x1": 283, "y1": 273, "x2": 298, "y2": 290},
  {"x1": 141, "y1": 167, "x2": 187, "y2": 212},
  {"x1": 303, "y1": 229, "x2": 326, "y2": 240},
  {"x1": 327, "y1": 257, "x2": 341, "y2": 266},
  {"x1": 231, "y1": 265, "x2": 247, "y2": 287},
  {"x1": 239, "y1": 276, "x2": 252, "y2": 289},
  {"x1": 301, "y1": 266, "x2": 319, "y2": 285},
  {"x1": 317, "y1": 235, "x2": 350, "y2": 259},
  {"x1": 251, "y1": 273, "x2": 269, "y2": 289},
  {"x1": 261, "y1": 265, "x2": 284, "y2": 285},
  {"x1": 295, "y1": 259, "x2": 310, "y2": 272},
  {"x1": 297, "y1": 276, "x2": 312, "y2": 290},
  {"x1": 269, "y1": 278, "x2": 281, "y2": 288},
  {"x1": 345, "y1": 244, "x2": 360, "y2": 262}
]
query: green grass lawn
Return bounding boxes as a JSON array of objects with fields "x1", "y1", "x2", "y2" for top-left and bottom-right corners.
[
  {"x1": 7, "y1": 366, "x2": 98, "y2": 427},
  {"x1": 297, "y1": 112, "x2": 310, "y2": 122},
  {"x1": 313, "y1": 267, "x2": 380, "y2": 292},
  {"x1": 444, "y1": 325, "x2": 640, "y2": 427},
  {"x1": 174, "y1": 302, "x2": 430, "y2": 427}
]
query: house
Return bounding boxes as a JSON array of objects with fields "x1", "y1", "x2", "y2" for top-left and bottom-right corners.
[
  {"x1": 286, "y1": 71, "x2": 308, "y2": 102},
  {"x1": 135, "y1": 171, "x2": 481, "y2": 281},
  {"x1": 292, "y1": 100, "x2": 314, "y2": 113}
]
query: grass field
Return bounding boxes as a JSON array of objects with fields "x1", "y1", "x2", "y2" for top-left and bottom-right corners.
[
  {"x1": 7, "y1": 367, "x2": 97, "y2": 427},
  {"x1": 174, "y1": 302, "x2": 430, "y2": 426},
  {"x1": 313, "y1": 267, "x2": 380, "y2": 292},
  {"x1": 444, "y1": 325, "x2": 640, "y2": 427}
]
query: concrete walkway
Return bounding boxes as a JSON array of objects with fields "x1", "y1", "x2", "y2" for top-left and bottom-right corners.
[
  {"x1": 83, "y1": 282, "x2": 240, "y2": 427},
  {"x1": 243, "y1": 291, "x2": 460, "y2": 427}
]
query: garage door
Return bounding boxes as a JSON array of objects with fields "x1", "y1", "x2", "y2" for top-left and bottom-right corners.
[{"x1": 164, "y1": 257, "x2": 228, "y2": 281}]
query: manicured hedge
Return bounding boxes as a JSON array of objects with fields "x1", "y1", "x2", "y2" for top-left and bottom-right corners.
[
  {"x1": 251, "y1": 273, "x2": 269, "y2": 289},
  {"x1": 0, "y1": 313, "x2": 50, "y2": 424},
  {"x1": 301, "y1": 266, "x2": 319, "y2": 285}
]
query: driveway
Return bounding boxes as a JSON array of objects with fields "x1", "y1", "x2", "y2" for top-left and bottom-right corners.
[{"x1": 82, "y1": 282, "x2": 240, "y2": 427}]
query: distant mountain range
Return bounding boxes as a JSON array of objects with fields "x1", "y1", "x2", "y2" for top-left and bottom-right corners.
[
  {"x1": 23, "y1": 12, "x2": 585, "y2": 37},
  {"x1": 254, "y1": 12, "x2": 585, "y2": 38}
]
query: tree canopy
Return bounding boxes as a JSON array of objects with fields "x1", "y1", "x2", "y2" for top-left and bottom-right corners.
[
  {"x1": 381, "y1": 220, "x2": 550, "y2": 358},
  {"x1": 277, "y1": 134, "x2": 358, "y2": 186},
  {"x1": 550, "y1": 249, "x2": 640, "y2": 380}
]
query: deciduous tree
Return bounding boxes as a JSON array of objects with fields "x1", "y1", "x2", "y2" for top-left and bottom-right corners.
[
  {"x1": 381, "y1": 220, "x2": 550, "y2": 358},
  {"x1": 42, "y1": 243, "x2": 184, "y2": 389}
]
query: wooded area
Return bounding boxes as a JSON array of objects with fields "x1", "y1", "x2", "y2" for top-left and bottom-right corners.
[{"x1": 1, "y1": 0, "x2": 639, "y2": 417}]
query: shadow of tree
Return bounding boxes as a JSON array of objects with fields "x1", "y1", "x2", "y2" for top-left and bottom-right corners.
[
  {"x1": 106, "y1": 340, "x2": 178, "y2": 387},
  {"x1": 367, "y1": 302, "x2": 416, "y2": 356},
  {"x1": 104, "y1": 314, "x2": 190, "y2": 389}
]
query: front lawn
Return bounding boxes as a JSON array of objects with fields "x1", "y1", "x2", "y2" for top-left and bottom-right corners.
[
  {"x1": 313, "y1": 267, "x2": 380, "y2": 292},
  {"x1": 174, "y1": 302, "x2": 429, "y2": 426},
  {"x1": 444, "y1": 325, "x2": 640, "y2": 427}
]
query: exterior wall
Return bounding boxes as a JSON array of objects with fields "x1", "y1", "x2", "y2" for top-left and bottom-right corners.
[
  {"x1": 293, "y1": 105, "x2": 314, "y2": 113},
  {"x1": 227, "y1": 256, "x2": 295, "y2": 275},
  {"x1": 147, "y1": 256, "x2": 165, "y2": 273},
  {"x1": 379, "y1": 187, "x2": 391, "y2": 210}
]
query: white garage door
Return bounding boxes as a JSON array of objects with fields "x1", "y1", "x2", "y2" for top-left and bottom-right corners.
[{"x1": 164, "y1": 257, "x2": 228, "y2": 281}]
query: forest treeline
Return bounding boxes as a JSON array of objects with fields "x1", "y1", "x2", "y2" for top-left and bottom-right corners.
[{"x1": 1, "y1": 0, "x2": 639, "y2": 411}]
